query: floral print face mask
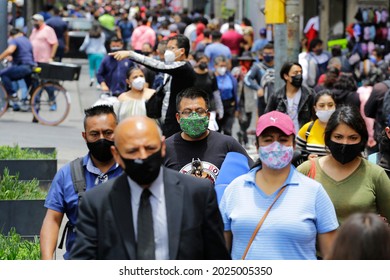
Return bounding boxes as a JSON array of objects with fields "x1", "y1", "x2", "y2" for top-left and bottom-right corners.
[{"x1": 258, "y1": 141, "x2": 293, "y2": 169}]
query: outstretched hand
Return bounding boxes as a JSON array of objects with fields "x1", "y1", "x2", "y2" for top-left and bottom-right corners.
[{"x1": 109, "y1": 50, "x2": 131, "y2": 61}]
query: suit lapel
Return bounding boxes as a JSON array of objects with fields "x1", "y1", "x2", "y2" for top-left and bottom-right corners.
[
  {"x1": 110, "y1": 173, "x2": 137, "y2": 259},
  {"x1": 163, "y1": 168, "x2": 183, "y2": 260}
]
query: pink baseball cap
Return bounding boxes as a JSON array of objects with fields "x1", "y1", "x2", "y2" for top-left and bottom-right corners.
[{"x1": 256, "y1": 111, "x2": 295, "y2": 136}]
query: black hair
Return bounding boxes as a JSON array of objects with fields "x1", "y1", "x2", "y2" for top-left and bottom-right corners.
[
  {"x1": 176, "y1": 87, "x2": 210, "y2": 112},
  {"x1": 10, "y1": 28, "x2": 21, "y2": 36},
  {"x1": 324, "y1": 105, "x2": 368, "y2": 150},
  {"x1": 211, "y1": 30, "x2": 222, "y2": 41},
  {"x1": 110, "y1": 36, "x2": 123, "y2": 43},
  {"x1": 242, "y1": 17, "x2": 252, "y2": 26},
  {"x1": 331, "y1": 45, "x2": 342, "y2": 57},
  {"x1": 312, "y1": 89, "x2": 336, "y2": 120},
  {"x1": 280, "y1": 61, "x2": 302, "y2": 81},
  {"x1": 262, "y1": 43, "x2": 274, "y2": 52},
  {"x1": 228, "y1": 22, "x2": 235, "y2": 30},
  {"x1": 308, "y1": 38, "x2": 323, "y2": 52},
  {"x1": 333, "y1": 73, "x2": 357, "y2": 91},
  {"x1": 373, "y1": 47, "x2": 385, "y2": 59},
  {"x1": 168, "y1": 34, "x2": 190, "y2": 57},
  {"x1": 203, "y1": 29, "x2": 211, "y2": 38},
  {"x1": 83, "y1": 105, "x2": 117, "y2": 129},
  {"x1": 194, "y1": 51, "x2": 208, "y2": 62},
  {"x1": 329, "y1": 212, "x2": 390, "y2": 260}
]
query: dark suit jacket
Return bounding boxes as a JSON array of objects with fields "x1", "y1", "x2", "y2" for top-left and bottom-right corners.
[{"x1": 70, "y1": 167, "x2": 230, "y2": 260}]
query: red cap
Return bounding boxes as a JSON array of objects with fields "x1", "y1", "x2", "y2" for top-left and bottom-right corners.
[{"x1": 256, "y1": 111, "x2": 295, "y2": 136}]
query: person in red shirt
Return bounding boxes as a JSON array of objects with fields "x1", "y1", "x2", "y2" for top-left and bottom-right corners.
[{"x1": 221, "y1": 22, "x2": 245, "y2": 67}]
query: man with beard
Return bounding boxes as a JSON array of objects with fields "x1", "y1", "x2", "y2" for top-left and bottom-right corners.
[
  {"x1": 40, "y1": 105, "x2": 122, "y2": 260},
  {"x1": 70, "y1": 116, "x2": 230, "y2": 260}
]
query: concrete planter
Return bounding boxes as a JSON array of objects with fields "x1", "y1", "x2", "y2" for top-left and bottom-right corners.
[
  {"x1": 0, "y1": 200, "x2": 46, "y2": 239},
  {"x1": 0, "y1": 147, "x2": 57, "y2": 190}
]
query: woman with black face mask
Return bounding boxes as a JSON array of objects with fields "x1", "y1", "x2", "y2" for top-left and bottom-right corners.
[
  {"x1": 265, "y1": 61, "x2": 314, "y2": 134},
  {"x1": 192, "y1": 51, "x2": 224, "y2": 130},
  {"x1": 297, "y1": 105, "x2": 390, "y2": 225}
]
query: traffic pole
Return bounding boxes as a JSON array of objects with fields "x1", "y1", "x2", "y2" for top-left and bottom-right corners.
[
  {"x1": 264, "y1": 0, "x2": 287, "y2": 91},
  {"x1": 285, "y1": 0, "x2": 300, "y2": 62},
  {"x1": 0, "y1": 0, "x2": 8, "y2": 53}
]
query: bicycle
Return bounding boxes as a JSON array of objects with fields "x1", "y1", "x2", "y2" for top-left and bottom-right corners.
[{"x1": 0, "y1": 61, "x2": 80, "y2": 126}]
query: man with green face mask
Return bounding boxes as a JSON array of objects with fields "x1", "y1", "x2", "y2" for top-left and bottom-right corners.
[{"x1": 164, "y1": 87, "x2": 254, "y2": 184}]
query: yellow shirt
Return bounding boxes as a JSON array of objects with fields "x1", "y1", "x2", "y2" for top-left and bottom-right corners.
[{"x1": 296, "y1": 120, "x2": 327, "y2": 157}]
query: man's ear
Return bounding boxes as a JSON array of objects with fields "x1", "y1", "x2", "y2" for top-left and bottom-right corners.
[
  {"x1": 82, "y1": 132, "x2": 87, "y2": 142},
  {"x1": 176, "y1": 112, "x2": 180, "y2": 124},
  {"x1": 161, "y1": 136, "x2": 166, "y2": 158},
  {"x1": 385, "y1": 127, "x2": 390, "y2": 139},
  {"x1": 111, "y1": 145, "x2": 123, "y2": 168}
]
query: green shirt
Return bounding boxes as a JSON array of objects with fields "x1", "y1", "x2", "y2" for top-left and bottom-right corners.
[{"x1": 297, "y1": 158, "x2": 390, "y2": 224}]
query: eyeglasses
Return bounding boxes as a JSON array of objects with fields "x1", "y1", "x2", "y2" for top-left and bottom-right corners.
[{"x1": 178, "y1": 108, "x2": 208, "y2": 117}]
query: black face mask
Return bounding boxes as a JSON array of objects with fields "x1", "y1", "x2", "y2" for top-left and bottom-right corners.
[
  {"x1": 263, "y1": 55, "x2": 274, "y2": 63},
  {"x1": 34, "y1": 24, "x2": 40, "y2": 29},
  {"x1": 291, "y1": 74, "x2": 303, "y2": 88},
  {"x1": 198, "y1": 62, "x2": 208, "y2": 70},
  {"x1": 120, "y1": 149, "x2": 162, "y2": 185},
  {"x1": 327, "y1": 140, "x2": 362, "y2": 164},
  {"x1": 87, "y1": 138, "x2": 114, "y2": 162}
]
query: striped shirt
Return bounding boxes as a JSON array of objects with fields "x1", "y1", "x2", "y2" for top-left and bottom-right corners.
[
  {"x1": 296, "y1": 120, "x2": 328, "y2": 157},
  {"x1": 219, "y1": 165, "x2": 338, "y2": 260}
]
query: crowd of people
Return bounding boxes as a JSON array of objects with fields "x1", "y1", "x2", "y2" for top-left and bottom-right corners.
[{"x1": 4, "y1": 1, "x2": 390, "y2": 261}]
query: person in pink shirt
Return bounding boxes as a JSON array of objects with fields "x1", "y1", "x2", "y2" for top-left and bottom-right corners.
[
  {"x1": 29, "y1": 14, "x2": 58, "y2": 63},
  {"x1": 130, "y1": 18, "x2": 156, "y2": 52},
  {"x1": 221, "y1": 22, "x2": 245, "y2": 57}
]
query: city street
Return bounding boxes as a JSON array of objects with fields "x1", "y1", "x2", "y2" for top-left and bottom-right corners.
[{"x1": 0, "y1": 57, "x2": 257, "y2": 259}]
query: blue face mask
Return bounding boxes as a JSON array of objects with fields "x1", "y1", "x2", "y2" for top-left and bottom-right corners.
[{"x1": 369, "y1": 55, "x2": 377, "y2": 64}]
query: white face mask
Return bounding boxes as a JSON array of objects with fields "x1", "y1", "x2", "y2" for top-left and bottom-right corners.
[
  {"x1": 316, "y1": 109, "x2": 335, "y2": 123},
  {"x1": 216, "y1": 67, "x2": 227, "y2": 76},
  {"x1": 131, "y1": 77, "x2": 145, "y2": 91},
  {"x1": 164, "y1": 50, "x2": 176, "y2": 63}
]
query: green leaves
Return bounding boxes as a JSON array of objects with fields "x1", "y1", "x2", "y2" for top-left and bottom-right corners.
[
  {"x1": 0, "y1": 228, "x2": 40, "y2": 260},
  {"x1": 0, "y1": 145, "x2": 56, "y2": 160},
  {"x1": 0, "y1": 169, "x2": 47, "y2": 200}
]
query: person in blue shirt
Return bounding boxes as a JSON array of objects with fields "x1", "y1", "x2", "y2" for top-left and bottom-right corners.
[
  {"x1": 251, "y1": 27, "x2": 268, "y2": 54},
  {"x1": 204, "y1": 30, "x2": 232, "y2": 71},
  {"x1": 116, "y1": 12, "x2": 134, "y2": 50},
  {"x1": 40, "y1": 105, "x2": 123, "y2": 260},
  {"x1": 97, "y1": 37, "x2": 134, "y2": 96},
  {"x1": 219, "y1": 110, "x2": 338, "y2": 260},
  {"x1": 214, "y1": 55, "x2": 238, "y2": 136},
  {"x1": 45, "y1": 7, "x2": 69, "y2": 62},
  {"x1": 0, "y1": 28, "x2": 35, "y2": 103}
]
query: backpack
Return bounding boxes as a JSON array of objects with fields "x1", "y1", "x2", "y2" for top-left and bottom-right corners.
[
  {"x1": 256, "y1": 63, "x2": 275, "y2": 104},
  {"x1": 381, "y1": 80, "x2": 390, "y2": 126},
  {"x1": 307, "y1": 53, "x2": 330, "y2": 87},
  {"x1": 58, "y1": 157, "x2": 86, "y2": 249}
]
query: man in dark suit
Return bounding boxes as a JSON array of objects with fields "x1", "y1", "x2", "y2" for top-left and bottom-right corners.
[{"x1": 70, "y1": 116, "x2": 230, "y2": 260}]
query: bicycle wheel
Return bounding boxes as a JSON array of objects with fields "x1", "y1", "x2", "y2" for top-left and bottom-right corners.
[
  {"x1": 0, "y1": 82, "x2": 8, "y2": 118},
  {"x1": 31, "y1": 82, "x2": 71, "y2": 126}
]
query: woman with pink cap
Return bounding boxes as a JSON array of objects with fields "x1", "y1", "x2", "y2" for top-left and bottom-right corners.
[{"x1": 219, "y1": 110, "x2": 338, "y2": 260}]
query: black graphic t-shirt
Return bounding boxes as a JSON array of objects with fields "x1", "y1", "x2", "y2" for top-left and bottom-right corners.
[{"x1": 164, "y1": 130, "x2": 254, "y2": 183}]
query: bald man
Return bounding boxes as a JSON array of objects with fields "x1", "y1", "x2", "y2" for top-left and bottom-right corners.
[{"x1": 70, "y1": 116, "x2": 230, "y2": 260}]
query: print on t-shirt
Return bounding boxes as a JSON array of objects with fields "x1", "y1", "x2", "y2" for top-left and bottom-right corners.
[{"x1": 179, "y1": 158, "x2": 219, "y2": 184}]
